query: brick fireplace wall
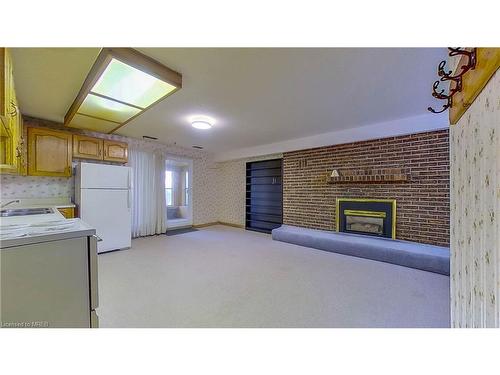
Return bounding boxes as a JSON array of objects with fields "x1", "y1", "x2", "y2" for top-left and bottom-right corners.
[{"x1": 283, "y1": 130, "x2": 450, "y2": 247}]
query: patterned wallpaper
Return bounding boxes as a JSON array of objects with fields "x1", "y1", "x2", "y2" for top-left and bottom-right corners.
[
  {"x1": 0, "y1": 175, "x2": 74, "y2": 198},
  {"x1": 216, "y1": 153, "x2": 283, "y2": 226},
  {"x1": 0, "y1": 117, "x2": 219, "y2": 225},
  {"x1": 450, "y1": 70, "x2": 500, "y2": 328}
]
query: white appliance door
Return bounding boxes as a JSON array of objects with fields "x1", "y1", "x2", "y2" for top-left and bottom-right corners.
[
  {"x1": 79, "y1": 162, "x2": 131, "y2": 189},
  {"x1": 80, "y1": 189, "x2": 131, "y2": 253},
  {"x1": 1, "y1": 237, "x2": 91, "y2": 328}
]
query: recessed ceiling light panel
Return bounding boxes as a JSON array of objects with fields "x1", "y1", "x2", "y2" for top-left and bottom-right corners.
[
  {"x1": 92, "y1": 58, "x2": 177, "y2": 108},
  {"x1": 65, "y1": 48, "x2": 182, "y2": 134},
  {"x1": 79, "y1": 93, "x2": 141, "y2": 123}
]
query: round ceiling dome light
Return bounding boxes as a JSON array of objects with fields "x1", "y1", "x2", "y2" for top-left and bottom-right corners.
[{"x1": 191, "y1": 120, "x2": 213, "y2": 130}]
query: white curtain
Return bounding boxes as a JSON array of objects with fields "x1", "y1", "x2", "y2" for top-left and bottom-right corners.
[{"x1": 129, "y1": 148, "x2": 167, "y2": 237}]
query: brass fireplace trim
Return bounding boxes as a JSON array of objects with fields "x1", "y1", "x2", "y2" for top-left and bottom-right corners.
[
  {"x1": 336, "y1": 198, "x2": 397, "y2": 239},
  {"x1": 343, "y1": 210, "x2": 386, "y2": 218}
]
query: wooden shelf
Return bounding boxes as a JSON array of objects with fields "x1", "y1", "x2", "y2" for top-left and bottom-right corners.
[
  {"x1": 450, "y1": 48, "x2": 500, "y2": 125},
  {"x1": 246, "y1": 158, "x2": 283, "y2": 234}
]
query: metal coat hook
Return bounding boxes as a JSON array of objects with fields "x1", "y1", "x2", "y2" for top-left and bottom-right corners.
[{"x1": 428, "y1": 48, "x2": 477, "y2": 114}]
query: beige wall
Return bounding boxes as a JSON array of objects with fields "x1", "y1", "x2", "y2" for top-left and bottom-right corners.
[{"x1": 450, "y1": 70, "x2": 500, "y2": 327}]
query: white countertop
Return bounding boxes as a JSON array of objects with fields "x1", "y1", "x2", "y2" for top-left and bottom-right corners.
[
  {"x1": 0, "y1": 199, "x2": 94, "y2": 248},
  {"x1": 0, "y1": 217, "x2": 95, "y2": 249}
]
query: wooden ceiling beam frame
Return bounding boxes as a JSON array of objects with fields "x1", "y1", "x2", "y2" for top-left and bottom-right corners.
[{"x1": 64, "y1": 48, "x2": 182, "y2": 133}]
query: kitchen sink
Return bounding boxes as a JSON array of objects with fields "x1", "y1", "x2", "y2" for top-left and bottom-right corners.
[{"x1": 0, "y1": 208, "x2": 54, "y2": 217}]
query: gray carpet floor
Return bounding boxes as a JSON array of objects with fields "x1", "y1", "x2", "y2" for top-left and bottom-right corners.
[{"x1": 97, "y1": 225, "x2": 450, "y2": 328}]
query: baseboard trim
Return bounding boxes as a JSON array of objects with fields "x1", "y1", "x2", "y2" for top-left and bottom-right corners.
[
  {"x1": 193, "y1": 221, "x2": 244, "y2": 229},
  {"x1": 218, "y1": 221, "x2": 244, "y2": 229},
  {"x1": 192, "y1": 222, "x2": 219, "y2": 228}
]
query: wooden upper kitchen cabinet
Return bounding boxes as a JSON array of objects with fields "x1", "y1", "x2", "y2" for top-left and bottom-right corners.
[
  {"x1": 57, "y1": 207, "x2": 75, "y2": 219},
  {"x1": 27, "y1": 127, "x2": 73, "y2": 177},
  {"x1": 0, "y1": 48, "x2": 10, "y2": 127},
  {"x1": 73, "y1": 134, "x2": 103, "y2": 160},
  {"x1": 103, "y1": 139, "x2": 128, "y2": 163},
  {"x1": 0, "y1": 48, "x2": 24, "y2": 175}
]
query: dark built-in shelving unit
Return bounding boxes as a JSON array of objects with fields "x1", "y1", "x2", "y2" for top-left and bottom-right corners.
[{"x1": 245, "y1": 158, "x2": 283, "y2": 234}]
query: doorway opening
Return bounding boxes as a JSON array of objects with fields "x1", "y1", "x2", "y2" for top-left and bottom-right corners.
[{"x1": 165, "y1": 157, "x2": 193, "y2": 229}]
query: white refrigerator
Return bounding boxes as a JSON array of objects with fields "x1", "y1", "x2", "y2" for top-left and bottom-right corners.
[{"x1": 76, "y1": 162, "x2": 132, "y2": 253}]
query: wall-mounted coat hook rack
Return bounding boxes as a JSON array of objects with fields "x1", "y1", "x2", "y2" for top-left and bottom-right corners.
[
  {"x1": 428, "y1": 81, "x2": 456, "y2": 113},
  {"x1": 428, "y1": 48, "x2": 477, "y2": 114}
]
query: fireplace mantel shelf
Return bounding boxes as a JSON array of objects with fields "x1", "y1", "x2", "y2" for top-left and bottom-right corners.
[{"x1": 327, "y1": 168, "x2": 409, "y2": 184}]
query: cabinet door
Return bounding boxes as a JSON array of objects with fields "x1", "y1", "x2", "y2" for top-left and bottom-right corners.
[
  {"x1": 10, "y1": 84, "x2": 24, "y2": 170},
  {"x1": 57, "y1": 207, "x2": 75, "y2": 219},
  {"x1": 1, "y1": 237, "x2": 91, "y2": 328},
  {"x1": 0, "y1": 48, "x2": 22, "y2": 175},
  {"x1": 73, "y1": 134, "x2": 103, "y2": 160},
  {"x1": 103, "y1": 140, "x2": 128, "y2": 163},
  {"x1": 27, "y1": 127, "x2": 72, "y2": 177},
  {"x1": 16, "y1": 115, "x2": 27, "y2": 176},
  {"x1": 0, "y1": 48, "x2": 8, "y2": 170},
  {"x1": 0, "y1": 48, "x2": 7, "y2": 119},
  {"x1": 0, "y1": 122, "x2": 12, "y2": 169}
]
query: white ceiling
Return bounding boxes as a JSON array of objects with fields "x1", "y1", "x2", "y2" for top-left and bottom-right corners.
[{"x1": 11, "y1": 47, "x2": 447, "y2": 157}]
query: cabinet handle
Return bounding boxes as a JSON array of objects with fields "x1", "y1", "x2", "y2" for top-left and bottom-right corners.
[
  {"x1": 10, "y1": 101, "x2": 18, "y2": 117},
  {"x1": 92, "y1": 234, "x2": 103, "y2": 242}
]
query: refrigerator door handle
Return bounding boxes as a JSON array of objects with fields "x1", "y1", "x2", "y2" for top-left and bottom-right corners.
[{"x1": 127, "y1": 190, "x2": 131, "y2": 209}]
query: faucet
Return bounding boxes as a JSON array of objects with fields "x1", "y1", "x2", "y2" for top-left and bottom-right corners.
[{"x1": 1, "y1": 200, "x2": 20, "y2": 209}]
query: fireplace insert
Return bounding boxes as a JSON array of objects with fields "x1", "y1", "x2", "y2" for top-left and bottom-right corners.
[{"x1": 336, "y1": 198, "x2": 396, "y2": 239}]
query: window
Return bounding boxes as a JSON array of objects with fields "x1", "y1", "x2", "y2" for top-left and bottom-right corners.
[
  {"x1": 165, "y1": 170, "x2": 173, "y2": 206},
  {"x1": 184, "y1": 171, "x2": 189, "y2": 205}
]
